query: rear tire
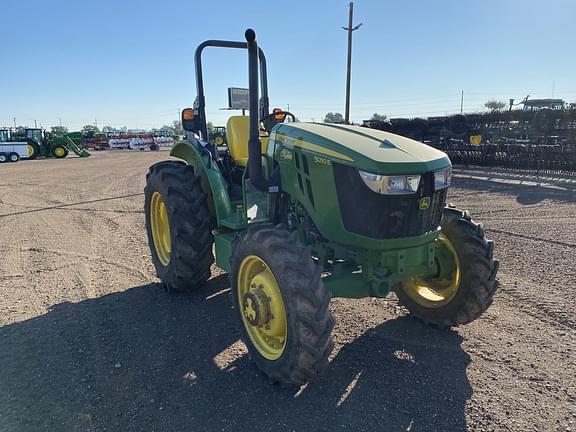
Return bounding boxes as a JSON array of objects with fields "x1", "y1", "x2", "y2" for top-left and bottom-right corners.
[
  {"x1": 144, "y1": 161, "x2": 214, "y2": 292},
  {"x1": 8, "y1": 152, "x2": 19, "y2": 162},
  {"x1": 27, "y1": 140, "x2": 40, "y2": 160},
  {"x1": 395, "y1": 207, "x2": 499, "y2": 327},
  {"x1": 231, "y1": 226, "x2": 335, "y2": 385},
  {"x1": 0, "y1": 152, "x2": 7, "y2": 163}
]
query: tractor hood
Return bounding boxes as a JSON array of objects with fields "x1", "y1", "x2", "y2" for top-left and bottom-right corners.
[{"x1": 273, "y1": 122, "x2": 451, "y2": 174}]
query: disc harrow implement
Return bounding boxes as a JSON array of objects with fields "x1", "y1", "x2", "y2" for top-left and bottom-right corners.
[{"x1": 363, "y1": 99, "x2": 576, "y2": 175}]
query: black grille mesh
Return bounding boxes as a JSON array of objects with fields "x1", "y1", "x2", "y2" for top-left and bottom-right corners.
[{"x1": 333, "y1": 164, "x2": 446, "y2": 239}]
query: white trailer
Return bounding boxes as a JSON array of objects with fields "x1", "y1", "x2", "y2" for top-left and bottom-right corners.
[{"x1": 0, "y1": 142, "x2": 29, "y2": 163}]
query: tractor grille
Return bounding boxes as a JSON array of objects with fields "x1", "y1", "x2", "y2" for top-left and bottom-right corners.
[{"x1": 333, "y1": 164, "x2": 446, "y2": 239}]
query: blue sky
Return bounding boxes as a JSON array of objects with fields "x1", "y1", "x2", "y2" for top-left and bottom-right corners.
[{"x1": 1, "y1": 0, "x2": 575, "y2": 130}]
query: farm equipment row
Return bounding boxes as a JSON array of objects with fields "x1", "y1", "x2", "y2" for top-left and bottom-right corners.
[
  {"x1": 0, "y1": 128, "x2": 90, "y2": 161},
  {"x1": 363, "y1": 99, "x2": 576, "y2": 175},
  {"x1": 107, "y1": 134, "x2": 173, "y2": 151},
  {"x1": 444, "y1": 142, "x2": 576, "y2": 174},
  {"x1": 0, "y1": 128, "x2": 90, "y2": 162},
  {"x1": 0, "y1": 127, "x2": 178, "y2": 161}
]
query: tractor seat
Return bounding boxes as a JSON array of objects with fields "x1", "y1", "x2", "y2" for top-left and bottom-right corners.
[{"x1": 226, "y1": 116, "x2": 268, "y2": 166}]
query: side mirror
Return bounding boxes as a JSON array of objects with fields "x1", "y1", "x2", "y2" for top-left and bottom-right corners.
[
  {"x1": 182, "y1": 108, "x2": 201, "y2": 133},
  {"x1": 272, "y1": 107, "x2": 287, "y2": 121}
]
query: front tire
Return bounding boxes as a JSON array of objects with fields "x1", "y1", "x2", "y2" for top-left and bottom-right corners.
[
  {"x1": 144, "y1": 161, "x2": 214, "y2": 292},
  {"x1": 231, "y1": 226, "x2": 335, "y2": 385},
  {"x1": 52, "y1": 146, "x2": 68, "y2": 158},
  {"x1": 213, "y1": 135, "x2": 225, "y2": 146},
  {"x1": 395, "y1": 207, "x2": 499, "y2": 327}
]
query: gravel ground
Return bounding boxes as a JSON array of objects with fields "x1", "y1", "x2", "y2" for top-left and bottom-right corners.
[{"x1": 0, "y1": 152, "x2": 574, "y2": 432}]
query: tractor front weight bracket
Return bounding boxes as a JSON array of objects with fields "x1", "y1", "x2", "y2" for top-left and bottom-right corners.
[{"x1": 322, "y1": 237, "x2": 437, "y2": 299}]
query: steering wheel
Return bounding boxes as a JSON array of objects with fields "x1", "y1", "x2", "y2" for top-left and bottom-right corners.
[{"x1": 261, "y1": 110, "x2": 296, "y2": 132}]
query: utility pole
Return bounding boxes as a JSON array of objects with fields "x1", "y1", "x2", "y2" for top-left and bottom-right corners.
[
  {"x1": 13, "y1": 117, "x2": 16, "y2": 128},
  {"x1": 34, "y1": 120, "x2": 37, "y2": 128},
  {"x1": 342, "y1": 2, "x2": 362, "y2": 124},
  {"x1": 460, "y1": 90, "x2": 464, "y2": 114},
  {"x1": 59, "y1": 117, "x2": 62, "y2": 127}
]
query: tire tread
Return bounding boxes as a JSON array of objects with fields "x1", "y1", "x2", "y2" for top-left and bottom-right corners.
[
  {"x1": 396, "y1": 206, "x2": 499, "y2": 327},
  {"x1": 230, "y1": 226, "x2": 334, "y2": 385},
  {"x1": 144, "y1": 161, "x2": 214, "y2": 292}
]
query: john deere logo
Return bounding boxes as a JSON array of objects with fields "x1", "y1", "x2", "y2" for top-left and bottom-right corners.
[
  {"x1": 279, "y1": 148, "x2": 293, "y2": 161},
  {"x1": 419, "y1": 197, "x2": 431, "y2": 210}
]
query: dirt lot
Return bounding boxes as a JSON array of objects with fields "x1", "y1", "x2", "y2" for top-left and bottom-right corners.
[{"x1": 0, "y1": 151, "x2": 575, "y2": 432}]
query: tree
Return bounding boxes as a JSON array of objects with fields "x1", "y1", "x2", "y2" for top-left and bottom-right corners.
[
  {"x1": 51, "y1": 126, "x2": 68, "y2": 135},
  {"x1": 484, "y1": 100, "x2": 506, "y2": 112},
  {"x1": 102, "y1": 126, "x2": 115, "y2": 133},
  {"x1": 81, "y1": 125, "x2": 100, "y2": 137},
  {"x1": 172, "y1": 120, "x2": 184, "y2": 137},
  {"x1": 323, "y1": 112, "x2": 344, "y2": 123},
  {"x1": 161, "y1": 125, "x2": 175, "y2": 135},
  {"x1": 370, "y1": 113, "x2": 387, "y2": 121},
  {"x1": 207, "y1": 121, "x2": 214, "y2": 131}
]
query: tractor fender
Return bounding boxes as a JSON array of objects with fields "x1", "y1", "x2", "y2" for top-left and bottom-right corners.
[{"x1": 170, "y1": 139, "x2": 232, "y2": 222}]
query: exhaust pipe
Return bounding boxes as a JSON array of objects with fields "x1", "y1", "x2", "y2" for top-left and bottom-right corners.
[{"x1": 245, "y1": 28, "x2": 267, "y2": 191}]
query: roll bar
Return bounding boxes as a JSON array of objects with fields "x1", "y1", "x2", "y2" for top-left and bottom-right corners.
[{"x1": 192, "y1": 37, "x2": 270, "y2": 141}]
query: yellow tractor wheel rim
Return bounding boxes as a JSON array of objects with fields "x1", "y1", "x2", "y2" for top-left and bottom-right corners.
[
  {"x1": 237, "y1": 255, "x2": 287, "y2": 360},
  {"x1": 402, "y1": 234, "x2": 461, "y2": 308},
  {"x1": 214, "y1": 136, "x2": 224, "y2": 146},
  {"x1": 150, "y1": 191, "x2": 171, "y2": 266},
  {"x1": 54, "y1": 147, "x2": 65, "y2": 157},
  {"x1": 28, "y1": 145, "x2": 35, "y2": 156}
]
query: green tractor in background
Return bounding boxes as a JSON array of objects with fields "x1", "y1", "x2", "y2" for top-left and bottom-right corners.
[
  {"x1": 12, "y1": 128, "x2": 91, "y2": 159},
  {"x1": 144, "y1": 29, "x2": 499, "y2": 385},
  {"x1": 209, "y1": 126, "x2": 227, "y2": 146}
]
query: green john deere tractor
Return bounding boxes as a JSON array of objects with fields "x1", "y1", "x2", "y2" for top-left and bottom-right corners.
[
  {"x1": 144, "y1": 29, "x2": 499, "y2": 385},
  {"x1": 12, "y1": 128, "x2": 90, "y2": 159}
]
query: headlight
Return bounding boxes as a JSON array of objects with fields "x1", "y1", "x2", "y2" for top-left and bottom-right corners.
[
  {"x1": 434, "y1": 167, "x2": 452, "y2": 190},
  {"x1": 359, "y1": 171, "x2": 421, "y2": 194}
]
